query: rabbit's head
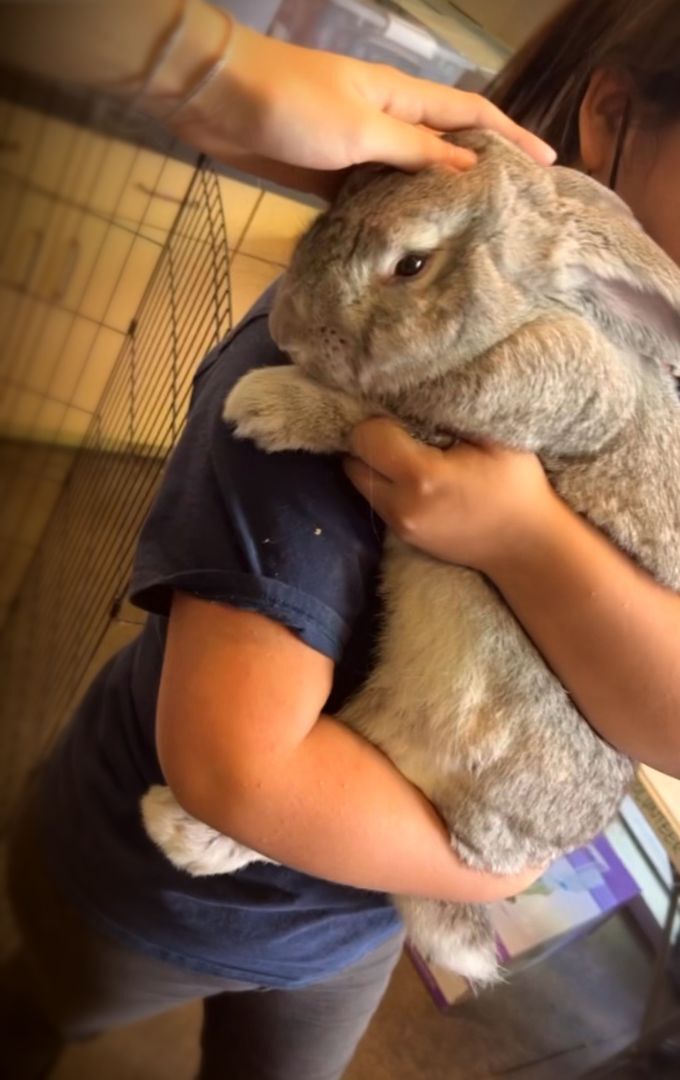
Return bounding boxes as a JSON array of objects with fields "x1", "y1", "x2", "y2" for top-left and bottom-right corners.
[{"x1": 269, "y1": 131, "x2": 680, "y2": 405}]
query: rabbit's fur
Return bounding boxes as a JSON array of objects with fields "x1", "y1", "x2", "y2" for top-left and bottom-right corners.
[{"x1": 142, "y1": 131, "x2": 680, "y2": 985}]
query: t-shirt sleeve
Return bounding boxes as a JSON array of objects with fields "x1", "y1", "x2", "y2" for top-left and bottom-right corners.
[{"x1": 129, "y1": 296, "x2": 383, "y2": 663}]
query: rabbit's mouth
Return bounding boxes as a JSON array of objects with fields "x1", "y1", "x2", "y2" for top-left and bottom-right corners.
[{"x1": 270, "y1": 293, "x2": 361, "y2": 389}]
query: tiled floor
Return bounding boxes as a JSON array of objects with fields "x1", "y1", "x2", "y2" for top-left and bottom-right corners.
[
  {"x1": 228, "y1": 249, "x2": 284, "y2": 323},
  {"x1": 0, "y1": 171, "x2": 317, "y2": 623},
  {"x1": 236, "y1": 189, "x2": 320, "y2": 265},
  {"x1": 226, "y1": 184, "x2": 320, "y2": 323}
]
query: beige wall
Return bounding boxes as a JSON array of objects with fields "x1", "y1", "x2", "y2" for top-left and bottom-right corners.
[{"x1": 453, "y1": 0, "x2": 564, "y2": 48}]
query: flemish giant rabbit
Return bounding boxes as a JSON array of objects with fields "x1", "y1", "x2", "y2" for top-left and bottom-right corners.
[{"x1": 142, "y1": 131, "x2": 680, "y2": 985}]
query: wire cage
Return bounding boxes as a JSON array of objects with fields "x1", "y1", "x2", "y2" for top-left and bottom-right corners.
[{"x1": 0, "y1": 71, "x2": 232, "y2": 842}]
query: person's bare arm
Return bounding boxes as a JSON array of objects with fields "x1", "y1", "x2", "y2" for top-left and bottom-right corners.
[
  {"x1": 485, "y1": 494, "x2": 680, "y2": 777},
  {"x1": 1, "y1": 1, "x2": 186, "y2": 88},
  {"x1": 156, "y1": 592, "x2": 542, "y2": 902},
  {"x1": 345, "y1": 420, "x2": 680, "y2": 778},
  {"x1": 0, "y1": 1, "x2": 554, "y2": 196}
]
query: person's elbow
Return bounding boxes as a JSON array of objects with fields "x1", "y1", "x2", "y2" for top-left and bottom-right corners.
[
  {"x1": 155, "y1": 698, "x2": 271, "y2": 835},
  {"x1": 155, "y1": 593, "x2": 334, "y2": 832}
]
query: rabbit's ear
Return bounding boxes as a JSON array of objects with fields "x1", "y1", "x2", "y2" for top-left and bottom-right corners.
[
  {"x1": 554, "y1": 168, "x2": 680, "y2": 373},
  {"x1": 579, "y1": 276, "x2": 680, "y2": 375},
  {"x1": 335, "y1": 162, "x2": 392, "y2": 203}
]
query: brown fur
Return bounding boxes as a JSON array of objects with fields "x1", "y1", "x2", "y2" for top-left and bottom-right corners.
[{"x1": 142, "y1": 131, "x2": 680, "y2": 984}]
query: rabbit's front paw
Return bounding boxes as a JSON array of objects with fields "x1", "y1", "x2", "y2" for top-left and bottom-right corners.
[{"x1": 224, "y1": 366, "x2": 367, "y2": 454}]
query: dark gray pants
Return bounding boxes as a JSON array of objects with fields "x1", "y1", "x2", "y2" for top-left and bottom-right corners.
[{"x1": 1, "y1": 785, "x2": 404, "y2": 1080}]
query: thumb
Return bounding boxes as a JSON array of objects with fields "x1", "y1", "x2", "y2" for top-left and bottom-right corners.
[{"x1": 357, "y1": 112, "x2": 477, "y2": 172}]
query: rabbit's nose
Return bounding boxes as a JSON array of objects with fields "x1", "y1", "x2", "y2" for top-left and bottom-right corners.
[{"x1": 269, "y1": 287, "x2": 306, "y2": 350}]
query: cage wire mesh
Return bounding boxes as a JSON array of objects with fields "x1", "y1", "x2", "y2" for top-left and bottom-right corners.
[{"x1": 0, "y1": 71, "x2": 232, "y2": 834}]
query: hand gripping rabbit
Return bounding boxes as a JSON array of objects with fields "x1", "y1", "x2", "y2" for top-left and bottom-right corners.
[{"x1": 142, "y1": 131, "x2": 680, "y2": 985}]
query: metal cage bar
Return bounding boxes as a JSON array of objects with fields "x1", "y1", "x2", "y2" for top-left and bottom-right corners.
[{"x1": 0, "y1": 76, "x2": 232, "y2": 835}]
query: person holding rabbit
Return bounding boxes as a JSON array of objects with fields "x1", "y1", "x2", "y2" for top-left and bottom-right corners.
[
  {"x1": 2, "y1": 1, "x2": 680, "y2": 1078},
  {"x1": 141, "y1": 118, "x2": 680, "y2": 985}
]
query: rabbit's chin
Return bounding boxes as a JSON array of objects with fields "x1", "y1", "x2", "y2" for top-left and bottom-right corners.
[{"x1": 290, "y1": 354, "x2": 359, "y2": 396}]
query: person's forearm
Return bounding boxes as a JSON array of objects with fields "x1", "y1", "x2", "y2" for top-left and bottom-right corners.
[
  {"x1": 486, "y1": 494, "x2": 680, "y2": 776},
  {"x1": 2, "y1": 0, "x2": 170, "y2": 85},
  {"x1": 1, "y1": 0, "x2": 225, "y2": 94},
  {"x1": 168, "y1": 711, "x2": 538, "y2": 903}
]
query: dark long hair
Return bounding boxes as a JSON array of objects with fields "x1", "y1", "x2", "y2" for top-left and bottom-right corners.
[{"x1": 488, "y1": 0, "x2": 680, "y2": 164}]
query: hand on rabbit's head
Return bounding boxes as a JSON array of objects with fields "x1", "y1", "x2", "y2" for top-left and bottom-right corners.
[{"x1": 269, "y1": 130, "x2": 680, "y2": 405}]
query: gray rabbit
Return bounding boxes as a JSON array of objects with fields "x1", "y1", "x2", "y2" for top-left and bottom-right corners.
[{"x1": 142, "y1": 131, "x2": 680, "y2": 984}]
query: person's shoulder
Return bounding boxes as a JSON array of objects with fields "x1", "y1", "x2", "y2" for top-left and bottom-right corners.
[{"x1": 131, "y1": 283, "x2": 384, "y2": 656}]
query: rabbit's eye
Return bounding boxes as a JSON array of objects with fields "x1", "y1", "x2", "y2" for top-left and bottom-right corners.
[{"x1": 394, "y1": 253, "x2": 428, "y2": 278}]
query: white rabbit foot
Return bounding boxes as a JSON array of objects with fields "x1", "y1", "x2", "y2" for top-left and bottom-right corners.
[
  {"x1": 141, "y1": 785, "x2": 273, "y2": 876},
  {"x1": 420, "y1": 929, "x2": 501, "y2": 988},
  {"x1": 396, "y1": 896, "x2": 501, "y2": 987}
]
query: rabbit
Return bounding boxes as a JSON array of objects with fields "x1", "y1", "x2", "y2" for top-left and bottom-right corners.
[{"x1": 142, "y1": 129, "x2": 680, "y2": 986}]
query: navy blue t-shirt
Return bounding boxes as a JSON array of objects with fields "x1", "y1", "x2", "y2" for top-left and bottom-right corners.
[{"x1": 40, "y1": 289, "x2": 402, "y2": 988}]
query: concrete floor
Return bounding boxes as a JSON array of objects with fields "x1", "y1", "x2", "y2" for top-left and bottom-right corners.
[{"x1": 42, "y1": 914, "x2": 680, "y2": 1080}]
